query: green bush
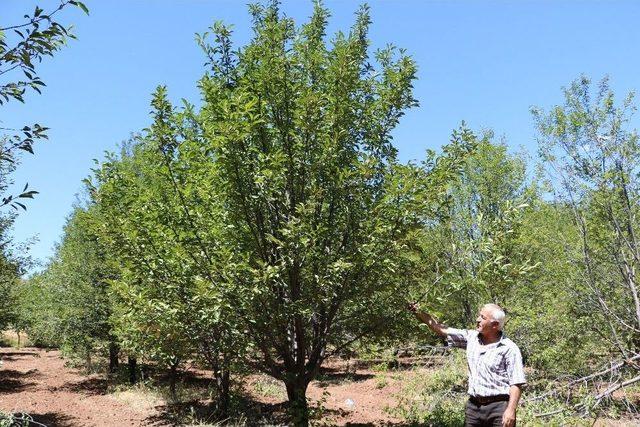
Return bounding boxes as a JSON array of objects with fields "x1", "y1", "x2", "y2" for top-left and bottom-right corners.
[
  {"x1": 0, "y1": 412, "x2": 34, "y2": 427},
  {"x1": 390, "y1": 352, "x2": 467, "y2": 426}
]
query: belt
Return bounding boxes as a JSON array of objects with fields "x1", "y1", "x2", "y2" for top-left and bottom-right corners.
[{"x1": 469, "y1": 394, "x2": 509, "y2": 405}]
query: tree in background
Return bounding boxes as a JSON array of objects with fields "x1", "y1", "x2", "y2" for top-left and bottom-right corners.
[
  {"x1": 534, "y1": 76, "x2": 640, "y2": 358},
  {"x1": 0, "y1": 254, "x2": 21, "y2": 333},
  {"x1": 413, "y1": 132, "x2": 538, "y2": 326},
  {"x1": 15, "y1": 206, "x2": 118, "y2": 369},
  {"x1": 92, "y1": 93, "x2": 247, "y2": 413},
  {"x1": 507, "y1": 199, "x2": 596, "y2": 375}
]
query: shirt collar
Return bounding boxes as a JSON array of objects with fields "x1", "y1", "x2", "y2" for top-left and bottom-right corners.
[{"x1": 478, "y1": 331, "x2": 506, "y2": 347}]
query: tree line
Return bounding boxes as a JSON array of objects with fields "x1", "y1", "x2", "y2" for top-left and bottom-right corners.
[{"x1": 1, "y1": 2, "x2": 639, "y2": 426}]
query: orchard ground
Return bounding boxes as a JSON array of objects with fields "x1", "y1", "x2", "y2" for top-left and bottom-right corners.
[
  {"x1": 0, "y1": 333, "x2": 638, "y2": 426},
  {"x1": 2, "y1": 346, "x2": 405, "y2": 426}
]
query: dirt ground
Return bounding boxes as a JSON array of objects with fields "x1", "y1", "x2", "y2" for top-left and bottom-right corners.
[
  {"x1": 244, "y1": 357, "x2": 413, "y2": 426},
  {"x1": 1, "y1": 347, "x2": 638, "y2": 426},
  {"x1": 0, "y1": 347, "x2": 411, "y2": 426},
  {"x1": 0, "y1": 348, "x2": 155, "y2": 426}
]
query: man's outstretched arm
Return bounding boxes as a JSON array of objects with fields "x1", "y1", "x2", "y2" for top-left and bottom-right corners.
[{"x1": 407, "y1": 303, "x2": 450, "y2": 337}]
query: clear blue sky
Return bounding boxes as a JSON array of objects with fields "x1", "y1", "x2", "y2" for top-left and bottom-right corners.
[{"x1": 3, "y1": 0, "x2": 640, "y2": 270}]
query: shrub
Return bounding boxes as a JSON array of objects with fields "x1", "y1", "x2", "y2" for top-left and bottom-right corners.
[{"x1": 390, "y1": 352, "x2": 467, "y2": 426}]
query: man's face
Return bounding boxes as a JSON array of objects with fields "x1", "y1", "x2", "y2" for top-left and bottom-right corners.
[{"x1": 476, "y1": 307, "x2": 498, "y2": 336}]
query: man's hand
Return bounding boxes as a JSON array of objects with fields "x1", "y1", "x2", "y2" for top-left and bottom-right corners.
[
  {"x1": 503, "y1": 384, "x2": 522, "y2": 427},
  {"x1": 407, "y1": 303, "x2": 449, "y2": 336},
  {"x1": 502, "y1": 406, "x2": 516, "y2": 427}
]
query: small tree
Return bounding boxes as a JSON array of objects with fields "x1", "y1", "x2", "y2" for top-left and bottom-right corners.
[{"x1": 92, "y1": 96, "x2": 245, "y2": 412}]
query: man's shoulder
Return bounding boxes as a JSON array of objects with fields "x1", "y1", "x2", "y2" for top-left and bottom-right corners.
[
  {"x1": 500, "y1": 336, "x2": 522, "y2": 353},
  {"x1": 445, "y1": 328, "x2": 478, "y2": 349}
]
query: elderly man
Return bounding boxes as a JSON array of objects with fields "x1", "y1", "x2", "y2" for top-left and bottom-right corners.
[{"x1": 408, "y1": 303, "x2": 526, "y2": 427}]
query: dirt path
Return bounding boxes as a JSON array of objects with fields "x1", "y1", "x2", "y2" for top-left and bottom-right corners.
[{"x1": 0, "y1": 348, "x2": 154, "y2": 427}]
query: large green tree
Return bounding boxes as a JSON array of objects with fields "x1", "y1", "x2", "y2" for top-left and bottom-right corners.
[
  {"x1": 92, "y1": 106, "x2": 245, "y2": 412},
  {"x1": 193, "y1": 3, "x2": 469, "y2": 423}
]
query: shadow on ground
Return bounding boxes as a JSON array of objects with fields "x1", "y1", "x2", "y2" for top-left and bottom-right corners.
[
  {"x1": 314, "y1": 365, "x2": 375, "y2": 386},
  {"x1": 146, "y1": 397, "x2": 294, "y2": 426},
  {"x1": 0, "y1": 369, "x2": 39, "y2": 394},
  {"x1": 29, "y1": 411, "x2": 76, "y2": 427},
  {"x1": 54, "y1": 376, "x2": 109, "y2": 396},
  {"x1": 0, "y1": 351, "x2": 40, "y2": 362},
  {"x1": 146, "y1": 390, "x2": 414, "y2": 426}
]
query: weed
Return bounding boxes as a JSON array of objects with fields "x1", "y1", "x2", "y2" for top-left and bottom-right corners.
[
  {"x1": 375, "y1": 373, "x2": 388, "y2": 389},
  {"x1": 0, "y1": 412, "x2": 34, "y2": 427},
  {"x1": 252, "y1": 376, "x2": 286, "y2": 400},
  {"x1": 389, "y1": 352, "x2": 467, "y2": 426}
]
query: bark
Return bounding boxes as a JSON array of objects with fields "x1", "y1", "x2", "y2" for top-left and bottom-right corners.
[
  {"x1": 108, "y1": 342, "x2": 119, "y2": 373},
  {"x1": 168, "y1": 361, "x2": 178, "y2": 400},
  {"x1": 128, "y1": 356, "x2": 137, "y2": 384},
  {"x1": 207, "y1": 355, "x2": 232, "y2": 420},
  {"x1": 285, "y1": 376, "x2": 310, "y2": 427},
  {"x1": 85, "y1": 351, "x2": 92, "y2": 372},
  {"x1": 214, "y1": 367, "x2": 230, "y2": 419}
]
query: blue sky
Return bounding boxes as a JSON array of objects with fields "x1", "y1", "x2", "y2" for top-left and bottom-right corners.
[{"x1": 3, "y1": 0, "x2": 640, "y2": 270}]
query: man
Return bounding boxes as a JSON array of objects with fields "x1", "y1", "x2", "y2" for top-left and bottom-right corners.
[{"x1": 408, "y1": 303, "x2": 526, "y2": 427}]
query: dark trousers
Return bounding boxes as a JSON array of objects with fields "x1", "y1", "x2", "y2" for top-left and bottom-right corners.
[{"x1": 465, "y1": 399, "x2": 509, "y2": 427}]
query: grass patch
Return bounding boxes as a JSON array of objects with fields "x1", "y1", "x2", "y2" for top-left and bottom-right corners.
[
  {"x1": 112, "y1": 386, "x2": 165, "y2": 411},
  {"x1": 251, "y1": 375, "x2": 286, "y2": 400},
  {"x1": 388, "y1": 352, "x2": 467, "y2": 426},
  {"x1": 0, "y1": 330, "x2": 30, "y2": 348}
]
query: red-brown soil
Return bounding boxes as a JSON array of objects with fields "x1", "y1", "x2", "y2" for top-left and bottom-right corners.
[
  {"x1": 244, "y1": 358, "x2": 414, "y2": 426},
  {"x1": 0, "y1": 348, "x2": 155, "y2": 426},
  {"x1": 2, "y1": 347, "x2": 637, "y2": 426},
  {"x1": 0, "y1": 347, "x2": 412, "y2": 426}
]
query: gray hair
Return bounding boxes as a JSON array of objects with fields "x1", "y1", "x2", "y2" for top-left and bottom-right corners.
[{"x1": 483, "y1": 303, "x2": 506, "y2": 330}]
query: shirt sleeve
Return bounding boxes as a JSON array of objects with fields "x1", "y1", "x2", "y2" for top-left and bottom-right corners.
[
  {"x1": 506, "y1": 345, "x2": 527, "y2": 386},
  {"x1": 446, "y1": 328, "x2": 472, "y2": 349}
]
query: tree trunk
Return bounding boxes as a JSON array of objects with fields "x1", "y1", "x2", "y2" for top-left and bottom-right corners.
[
  {"x1": 285, "y1": 377, "x2": 310, "y2": 427},
  {"x1": 85, "y1": 351, "x2": 92, "y2": 372},
  {"x1": 214, "y1": 367, "x2": 230, "y2": 419},
  {"x1": 128, "y1": 356, "x2": 137, "y2": 384},
  {"x1": 169, "y1": 361, "x2": 178, "y2": 401},
  {"x1": 108, "y1": 342, "x2": 120, "y2": 373},
  {"x1": 209, "y1": 356, "x2": 231, "y2": 420}
]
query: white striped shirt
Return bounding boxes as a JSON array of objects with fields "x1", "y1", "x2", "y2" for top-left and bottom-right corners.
[{"x1": 446, "y1": 328, "x2": 526, "y2": 397}]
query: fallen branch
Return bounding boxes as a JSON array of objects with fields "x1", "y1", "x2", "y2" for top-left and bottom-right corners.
[
  {"x1": 534, "y1": 408, "x2": 566, "y2": 418},
  {"x1": 594, "y1": 374, "x2": 640, "y2": 406},
  {"x1": 533, "y1": 372, "x2": 640, "y2": 418},
  {"x1": 526, "y1": 353, "x2": 640, "y2": 403}
]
